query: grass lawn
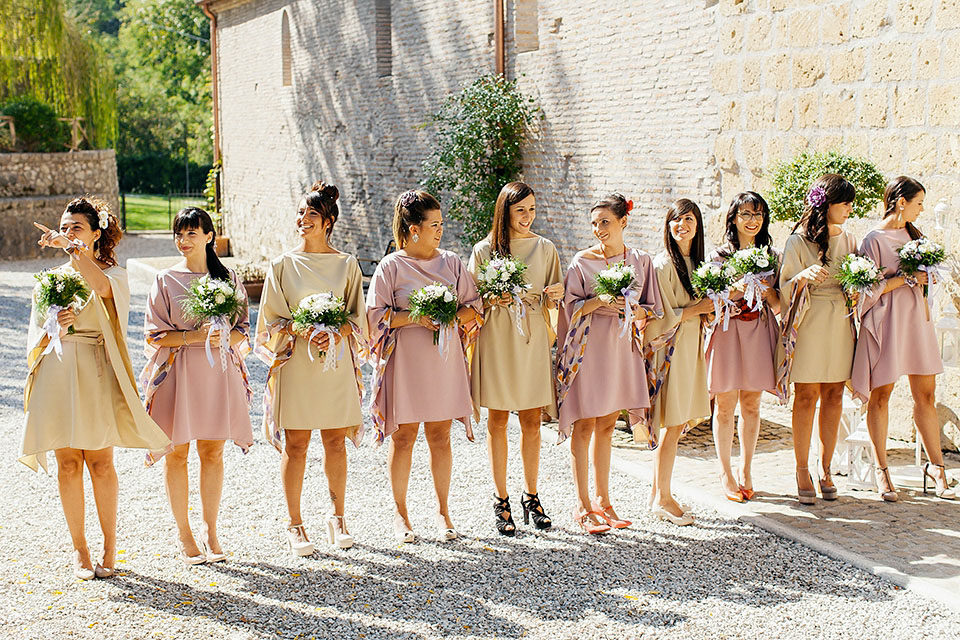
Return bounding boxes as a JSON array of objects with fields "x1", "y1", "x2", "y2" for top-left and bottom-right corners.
[{"x1": 122, "y1": 194, "x2": 206, "y2": 231}]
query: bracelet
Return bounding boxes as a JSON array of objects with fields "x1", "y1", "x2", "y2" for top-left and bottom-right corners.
[
  {"x1": 182, "y1": 331, "x2": 188, "y2": 346},
  {"x1": 903, "y1": 274, "x2": 918, "y2": 288},
  {"x1": 64, "y1": 244, "x2": 78, "y2": 256}
]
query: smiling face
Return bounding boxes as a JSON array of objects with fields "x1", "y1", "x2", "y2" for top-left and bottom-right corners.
[
  {"x1": 174, "y1": 224, "x2": 213, "y2": 260},
  {"x1": 508, "y1": 194, "x2": 536, "y2": 236},
  {"x1": 668, "y1": 209, "x2": 698, "y2": 248},
  {"x1": 59, "y1": 212, "x2": 99, "y2": 251},
  {"x1": 296, "y1": 198, "x2": 328, "y2": 240},
  {"x1": 898, "y1": 190, "x2": 925, "y2": 224},
  {"x1": 591, "y1": 207, "x2": 626, "y2": 247},
  {"x1": 826, "y1": 200, "x2": 853, "y2": 226},
  {"x1": 735, "y1": 202, "x2": 765, "y2": 244},
  {"x1": 411, "y1": 207, "x2": 443, "y2": 250}
]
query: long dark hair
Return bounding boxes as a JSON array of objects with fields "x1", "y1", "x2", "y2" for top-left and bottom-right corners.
[
  {"x1": 791, "y1": 174, "x2": 855, "y2": 265},
  {"x1": 63, "y1": 196, "x2": 122, "y2": 267},
  {"x1": 173, "y1": 207, "x2": 231, "y2": 282},
  {"x1": 663, "y1": 198, "x2": 705, "y2": 298},
  {"x1": 722, "y1": 191, "x2": 772, "y2": 254},
  {"x1": 491, "y1": 181, "x2": 534, "y2": 256},
  {"x1": 304, "y1": 181, "x2": 340, "y2": 239},
  {"x1": 883, "y1": 176, "x2": 925, "y2": 241}
]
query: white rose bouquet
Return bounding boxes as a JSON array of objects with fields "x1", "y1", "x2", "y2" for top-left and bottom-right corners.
[
  {"x1": 727, "y1": 246, "x2": 777, "y2": 312},
  {"x1": 898, "y1": 237, "x2": 945, "y2": 299},
  {"x1": 475, "y1": 253, "x2": 531, "y2": 336},
  {"x1": 691, "y1": 261, "x2": 736, "y2": 330},
  {"x1": 594, "y1": 261, "x2": 641, "y2": 337},
  {"x1": 180, "y1": 275, "x2": 245, "y2": 370},
  {"x1": 835, "y1": 254, "x2": 883, "y2": 314},
  {"x1": 34, "y1": 267, "x2": 90, "y2": 357},
  {"x1": 291, "y1": 292, "x2": 350, "y2": 370},
  {"x1": 408, "y1": 282, "x2": 459, "y2": 355}
]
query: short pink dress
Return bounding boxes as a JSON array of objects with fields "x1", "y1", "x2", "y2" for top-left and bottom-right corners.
[
  {"x1": 705, "y1": 247, "x2": 781, "y2": 395},
  {"x1": 141, "y1": 268, "x2": 253, "y2": 450},
  {"x1": 556, "y1": 248, "x2": 663, "y2": 438},
  {"x1": 366, "y1": 250, "x2": 483, "y2": 441},
  {"x1": 851, "y1": 228, "x2": 943, "y2": 401}
]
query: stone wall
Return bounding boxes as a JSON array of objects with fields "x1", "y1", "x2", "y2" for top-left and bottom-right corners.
[{"x1": 0, "y1": 150, "x2": 120, "y2": 259}]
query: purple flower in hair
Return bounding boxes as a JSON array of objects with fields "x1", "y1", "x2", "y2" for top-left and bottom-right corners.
[
  {"x1": 399, "y1": 190, "x2": 419, "y2": 209},
  {"x1": 806, "y1": 186, "x2": 827, "y2": 208}
]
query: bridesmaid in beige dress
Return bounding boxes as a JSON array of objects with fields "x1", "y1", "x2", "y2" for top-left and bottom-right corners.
[
  {"x1": 776, "y1": 174, "x2": 857, "y2": 505},
  {"x1": 255, "y1": 182, "x2": 367, "y2": 554},
  {"x1": 643, "y1": 199, "x2": 714, "y2": 526},
  {"x1": 468, "y1": 182, "x2": 563, "y2": 536},
  {"x1": 23, "y1": 198, "x2": 171, "y2": 580}
]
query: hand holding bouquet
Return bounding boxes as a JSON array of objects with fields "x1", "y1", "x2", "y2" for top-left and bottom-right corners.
[
  {"x1": 409, "y1": 282, "x2": 459, "y2": 355},
  {"x1": 476, "y1": 254, "x2": 531, "y2": 336},
  {"x1": 594, "y1": 261, "x2": 640, "y2": 338},
  {"x1": 835, "y1": 254, "x2": 883, "y2": 314},
  {"x1": 291, "y1": 292, "x2": 350, "y2": 370},
  {"x1": 898, "y1": 237, "x2": 945, "y2": 298},
  {"x1": 181, "y1": 275, "x2": 245, "y2": 370},
  {"x1": 691, "y1": 261, "x2": 736, "y2": 330},
  {"x1": 34, "y1": 267, "x2": 90, "y2": 357},
  {"x1": 727, "y1": 246, "x2": 777, "y2": 312}
]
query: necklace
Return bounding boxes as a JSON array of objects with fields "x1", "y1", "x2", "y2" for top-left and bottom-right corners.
[{"x1": 602, "y1": 245, "x2": 627, "y2": 265}]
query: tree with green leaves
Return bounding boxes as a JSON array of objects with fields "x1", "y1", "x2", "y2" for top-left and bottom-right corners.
[{"x1": 422, "y1": 74, "x2": 541, "y2": 247}]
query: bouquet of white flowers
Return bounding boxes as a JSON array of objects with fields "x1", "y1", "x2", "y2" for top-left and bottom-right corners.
[
  {"x1": 691, "y1": 261, "x2": 736, "y2": 330},
  {"x1": 409, "y1": 282, "x2": 459, "y2": 355},
  {"x1": 594, "y1": 261, "x2": 641, "y2": 338},
  {"x1": 835, "y1": 254, "x2": 883, "y2": 314},
  {"x1": 476, "y1": 254, "x2": 531, "y2": 336},
  {"x1": 180, "y1": 275, "x2": 245, "y2": 370},
  {"x1": 291, "y1": 292, "x2": 350, "y2": 370},
  {"x1": 898, "y1": 237, "x2": 945, "y2": 300},
  {"x1": 34, "y1": 267, "x2": 90, "y2": 357},
  {"x1": 727, "y1": 246, "x2": 777, "y2": 312}
]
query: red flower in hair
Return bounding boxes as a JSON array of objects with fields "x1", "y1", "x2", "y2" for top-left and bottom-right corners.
[{"x1": 625, "y1": 200, "x2": 634, "y2": 213}]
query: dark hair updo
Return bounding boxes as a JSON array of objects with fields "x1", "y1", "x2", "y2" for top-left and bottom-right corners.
[
  {"x1": 173, "y1": 207, "x2": 231, "y2": 282},
  {"x1": 590, "y1": 192, "x2": 632, "y2": 219},
  {"x1": 491, "y1": 181, "x2": 534, "y2": 257},
  {"x1": 883, "y1": 176, "x2": 925, "y2": 241},
  {"x1": 63, "y1": 196, "x2": 122, "y2": 267},
  {"x1": 393, "y1": 189, "x2": 441, "y2": 249},
  {"x1": 303, "y1": 181, "x2": 340, "y2": 239},
  {"x1": 792, "y1": 174, "x2": 856, "y2": 265}
]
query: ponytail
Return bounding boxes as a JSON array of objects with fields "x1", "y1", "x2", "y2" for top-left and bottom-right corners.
[{"x1": 173, "y1": 207, "x2": 231, "y2": 281}]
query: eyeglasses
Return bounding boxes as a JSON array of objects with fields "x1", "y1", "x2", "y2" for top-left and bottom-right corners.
[{"x1": 736, "y1": 211, "x2": 765, "y2": 222}]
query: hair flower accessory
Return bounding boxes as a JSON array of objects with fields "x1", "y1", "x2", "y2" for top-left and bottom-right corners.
[
  {"x1": 625, "y1": 199, "x2": 634, "y2": 213},
  {"x1": 97, "y1": 209, "x2": 110, "y2": 229},
  {"x1": 806, "y1": 185, "x2": 827, "y2": 208},
  {"x1": 398, "y1": 190, "x2": 419, "y2": 209}
]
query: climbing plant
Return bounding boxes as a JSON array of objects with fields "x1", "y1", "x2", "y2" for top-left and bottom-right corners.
[
  {"x1": 0, "y1": 0, "x2": 117, "y2": 149},
  {"x1": 422, "y1": 74, "x2": 541, "y2": 247}
]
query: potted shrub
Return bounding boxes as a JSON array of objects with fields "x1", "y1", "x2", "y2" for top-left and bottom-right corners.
[{"x1": 235, "y1": 262, "x2": 266, "y2": 302}]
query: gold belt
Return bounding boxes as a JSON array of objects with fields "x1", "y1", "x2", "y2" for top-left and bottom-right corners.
[{"x1": 61, "y1": 332, "x2": 106, "y2": 376}]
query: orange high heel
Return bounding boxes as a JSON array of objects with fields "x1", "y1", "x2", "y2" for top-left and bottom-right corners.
[
  {"x1": 574, "y1": 510, "x2": 611, "y2": 535},
  {"x1": 590, "y1": 498, "x2": 631, "y2": 529},
  {"x1": 738, "y1": 486, "x2": 756, "y2": 501}
]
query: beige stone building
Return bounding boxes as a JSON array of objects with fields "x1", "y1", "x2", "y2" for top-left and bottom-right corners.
[{"x1": 201, "y1": 0, "x2": 960, "y2": 445}]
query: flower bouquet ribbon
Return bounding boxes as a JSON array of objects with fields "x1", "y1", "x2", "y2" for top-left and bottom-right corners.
[
  {"x1": 476, "y1": 253, "x2": 531, "y2": 338},
  {"x1": 835, "y1": 253, "x2": 883, "y2": 319},
  {"x1": 33, "y1": 267, "x2": 91, "y2": 359},
  {"x1": 898, "y1": 237, "x2": 946, "y2": 310},
  {"x1": 292, "y1": 292, "x2": 349, "y2": 372},
  {"x1": 691, "y1": 261, "x2": 736, "y2": 331},
  {"x1": 594, "y1": 260, "x2": 640, "y2": 339},
  {"x1": 727, "y1": 246, "x2": 777, "y2": 313},
  {"x1": 180, "y1": 275, "x2": 245, "y2": 371},
  {"x1": 408, "y1": 282, "x2": 459, "y2": 358}
]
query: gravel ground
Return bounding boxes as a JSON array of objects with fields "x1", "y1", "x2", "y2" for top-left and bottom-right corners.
[{"x1": 1, "y1": 237, "x2": 959, "y2": 639}]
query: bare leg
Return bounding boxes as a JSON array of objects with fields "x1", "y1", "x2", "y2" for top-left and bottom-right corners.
[
  {"x1": 866, "y1": 383, "x2": 894, "y2": 468},
  {"x1": 424, "y1": 420, "x2": 454, "y2": 528},
  {"x1": 388, "y1": 423, "x2": 419, "y2": 528},
  {"x1": 817, "y1": 382, "x2": 845, "y2": 486},
  {"x1": 517, "y1": 407, "x2": 543, "y2": 495},
  {"x1": 281, "y1": 430, "x2": 312, "y2": 526},
  {"x1": 592, "y1": 411, "x2": 622, "y2": 518},
  {"x1": 54, "y1": 448, "x2": 91, "y2": 570},
  {"x1": 909, "y1": 375, "x2": 945, "y2": 466},
  {"x1": 654, "y1": 425, "x2": 684, "y2": 516},
  {"x1": 84, "y1": 447, "x2": 118, "y2": 570},
  {"x1": 164, "y1": 443, "x2": 200, "y2": 555},
  {"x1": 570, "y1": 418, "x2": 597, "y2": 520},
  {"x1": 196, "y1": 440, "x2": 225, "y2": 554},
  {"x1": 320, "y1": 428, "x2": 350, "y2": 532},
  {"x1": 736, "y1": 391, "x2": 762, "y2": 491},
  {"x1": 487, "y1": 409, "x2": 510, "y2": 517},
  {"x1": 792, "y1": 383, "x2": 820, "y2": 493},
  {"x1": 712, "y1": 390, "x2": 740, "y2": 495}
]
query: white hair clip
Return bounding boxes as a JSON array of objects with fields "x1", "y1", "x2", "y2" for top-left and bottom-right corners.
[{"x1": 98, "y1": 210, "x2": 109, "y2": 229}]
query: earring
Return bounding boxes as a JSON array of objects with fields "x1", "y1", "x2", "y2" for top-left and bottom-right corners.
[{"x1": 412, "y1": 233, "x2": 420, "y2": 243}]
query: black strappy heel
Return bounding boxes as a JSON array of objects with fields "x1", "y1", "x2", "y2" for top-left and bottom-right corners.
[
  {"x1": 521, "y1": 492, "x2": 552, "y2": 530},
  {"x1": 494, "y1": 495, "x2": 517, "y2": 536}
]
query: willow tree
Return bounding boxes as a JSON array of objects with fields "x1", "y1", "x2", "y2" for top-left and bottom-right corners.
[{"x1": 0, "y1": 0, "x2": 117, "y2": 148}]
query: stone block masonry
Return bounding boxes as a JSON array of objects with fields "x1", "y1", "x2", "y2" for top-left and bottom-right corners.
[{"x1": 0, "y1": 150, "x2": 119, "y2": 260}]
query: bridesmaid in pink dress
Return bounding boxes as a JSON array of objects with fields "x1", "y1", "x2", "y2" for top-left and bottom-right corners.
[
  {"x1": 367, "y1": 190, "x2": 482, "y2": 543},
  {"x1": 705, "y1": 192, "x2": 781, "y2": 503},
  {"x1": 556, "y1": 194, "x2": 663, "y2": 534},
  {"x1": 851, "y1": 176, "x2": 954, "y2": 501},
  {"x1": 141, "y1": 207, "x2": 253, "y2": 564}
]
